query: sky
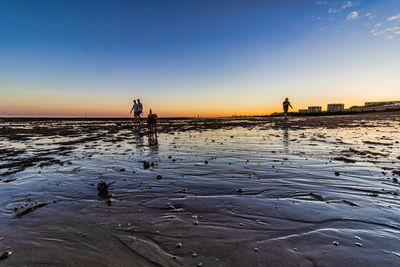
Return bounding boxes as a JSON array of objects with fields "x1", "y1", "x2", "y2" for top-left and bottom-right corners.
[{"x1": 0, "y1": 0, "x2": 399, "y2": 117}]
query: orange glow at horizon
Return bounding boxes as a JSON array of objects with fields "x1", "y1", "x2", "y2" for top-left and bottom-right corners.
[
  {"x1": 0, "y1": 95, "x2": 383, "y2": 118},
  {"x1": 1, "y1": 83, "x2": 400, "y2": 118}
]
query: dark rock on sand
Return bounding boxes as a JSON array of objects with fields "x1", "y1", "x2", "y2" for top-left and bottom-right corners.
[
  {"x1": 362, "y1": 140, "x2": 392, "y2": 146},
  {"x1": 3, "y1": 177, "x2": 17, "y2": 183},
  {"x1": 0, "y1": 251, "x2": 12, "y2": 260},
  {"x1": 105, "y1": 198, "x2": 113, "y2": 206},
  {"x1": 342, "y1": 199, "x2": 358, "y2": 206},
  {"x1": 333, "y1": 157, "x2": 356, "y2": 163},
  {"x1": 97, "y1": 182, "x2": 109, "y2": 198},
  {"x1": 13, "y1": 202, "x2": 48, "y2": 218},
  {"x1": 143, "y1": 161, "x2": 150, "y2": 169},
  {"x1": 310, "y1": 192, "x2": 324, "y2": 201}
]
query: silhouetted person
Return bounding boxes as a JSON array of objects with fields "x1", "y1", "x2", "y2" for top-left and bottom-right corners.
[
  {"x1": 282, "y1": 98, "x2": 293, "y2": 119},
  {"x1": 137, "y1": 99, "x2": 143, "y2": 124},
  {"x1": 147, "y1": 109, "x2": 158, "y2": 133},
  {"x1": 130, "y1": 100, "x2": 139, "y2": 124}
]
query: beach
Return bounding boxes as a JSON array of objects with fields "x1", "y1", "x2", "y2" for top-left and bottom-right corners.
[{"x1": 1, "y1": 113, "x2": 400, "y2": 266}]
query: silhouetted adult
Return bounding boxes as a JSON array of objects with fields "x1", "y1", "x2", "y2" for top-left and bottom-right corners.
[
  {"x1": 137, "y1": 99, "x2": 143, "y2": 124},
  {"x1": 130, "y1": 100, "x2": 138, "y2": 123},
  {"x1": 283, "y1": 98, "x2": 293, "y2": 119}
]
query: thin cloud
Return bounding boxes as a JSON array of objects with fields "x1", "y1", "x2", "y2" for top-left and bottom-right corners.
[
  {"x1": 327, "y1": 1, "x2": 355, "y2": 14},
  {"x1": 365, "y1": 12, "x2": 375, "y2": 19},
  {"x1": 371, "y1": 26, "x2": 400, "y2": 36},
  {"x1": 374, "y1": 23, "x2": 382, "y2": 27},
  {"x1": 342, "y1": 1, "x2": 354, "y2": 9},
  {"x1": 328, "y1": 8, "x2": 338, "y2": 14},
  {"x1": 387, "y1": 13, "x2": 400, "y2": 21},
  {"x1": 347, "y1": 11, "x2": 359, "y2": 20},
  {"x1": 316, "y1": 1, "x2": 328, "y2": 5}
]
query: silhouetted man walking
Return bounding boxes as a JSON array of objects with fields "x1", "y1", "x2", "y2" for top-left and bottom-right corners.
[{"x1": 283, "y1": 98, "x2": 293, "y2": 119}]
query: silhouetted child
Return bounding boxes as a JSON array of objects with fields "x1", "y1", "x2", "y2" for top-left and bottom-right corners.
[{"x1": 147, "y1": 109, "x2": 158, "y2": 132}]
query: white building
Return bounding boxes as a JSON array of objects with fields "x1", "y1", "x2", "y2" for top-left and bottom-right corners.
[
  {"x1": 308, "y1": 106, "x2": 322, "y2": 113},
  {"x1": 327, "y1": 103, "x2": 344, "y2": 112}
]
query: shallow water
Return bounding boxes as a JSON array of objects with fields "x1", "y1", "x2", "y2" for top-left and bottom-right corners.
[{"x1": 0, "y1": 117, "x2": 400, "y2": 266}]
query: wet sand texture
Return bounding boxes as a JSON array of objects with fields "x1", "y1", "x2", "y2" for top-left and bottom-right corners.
[{"x1": 0, "y1": 113, "x2": 400, "y2": 266}]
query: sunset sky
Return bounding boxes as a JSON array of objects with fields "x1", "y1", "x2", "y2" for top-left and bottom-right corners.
[{"x1": 1, "y1": 0, "x2": 400, "y2": 117}]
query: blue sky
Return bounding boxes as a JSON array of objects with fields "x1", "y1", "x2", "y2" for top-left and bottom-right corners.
[{"x1": 0, "y1": 0, "x2": 399, "y2": 116}]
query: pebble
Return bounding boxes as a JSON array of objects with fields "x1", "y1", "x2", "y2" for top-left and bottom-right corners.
[
  {"x1": 156, "y1": 175, "x2": 162, "y2": 180},
  {"x1": 105, "y1": 198, "x2": 113, "y2": 206},
  {"x1": 176, "y1": 242, "x2": 182, "y2": 248},
  {"x1": 0, "y1": 251, "x2": 12, "y2": 260},
  {"x1": 356, "y1": 243, "x2": 362, "y2": 247},
  {"x1": 254, "y1": 247, "x2": 259, "y2": 252},
  {"x1": 335, "y1": 171, "x2": 340, "y2": 176},
  {"x1": 333, "y1": 241, "x2": 339, "y2": 246},
  {"x1": 143, "y1": 161, "x2": 150, "y2": 169}
]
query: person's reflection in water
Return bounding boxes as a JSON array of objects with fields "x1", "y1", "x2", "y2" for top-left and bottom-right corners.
[
  {"x1": 283, "y1": 127, "x2": 289, "y2": 154},
  {"x1": 134, "y1": 131, "x2": 145, "y2": 152},
  {"x1": 148, "y1": 132, "x2": 159, "y2": 156}
]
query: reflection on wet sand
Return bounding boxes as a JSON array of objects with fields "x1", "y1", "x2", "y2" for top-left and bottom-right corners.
[
  {"x1": 283, "y1": 127, "x2": 289, "y2": 153},
  {"x1": 0, "y1": 113, "x2": 400, "y2": 266},
  {"x1": 147, "y1": 132, "x2": 159, "y2": 156}
]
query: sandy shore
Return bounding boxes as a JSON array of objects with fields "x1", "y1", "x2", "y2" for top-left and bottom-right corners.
[{"x1": 0, "y1": 112, "x2": 400, "y2": 266}]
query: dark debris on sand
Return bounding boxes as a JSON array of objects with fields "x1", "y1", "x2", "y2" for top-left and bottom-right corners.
[{"x1": 13, "y1": 202, "x2": 48, "y2": 218}]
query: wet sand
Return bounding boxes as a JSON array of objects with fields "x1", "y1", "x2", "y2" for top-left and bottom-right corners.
[{"x1": 0, "y1": 113, "x2": 400, "y2": 266}]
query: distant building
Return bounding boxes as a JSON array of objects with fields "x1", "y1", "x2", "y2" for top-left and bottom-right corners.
[
  {"x1": 298, "y1": 109, "x2": 308, "y2": 113},
  {"x1": 365, "y1": 101, "x2": 400, "y2": 106},
  {"x1": 327, "y1": 103, "x2": 344, "y2": 112},
  {"x1": 308, "y1": 106, "x2": 322, "y2": 113}
]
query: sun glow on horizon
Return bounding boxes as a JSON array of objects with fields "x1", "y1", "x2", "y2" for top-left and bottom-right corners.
[{"x1": 0, "y1": 0, "x2": 399, "y2": 117}]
